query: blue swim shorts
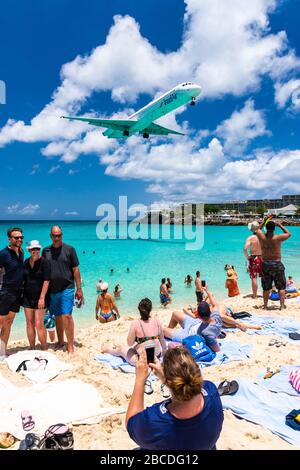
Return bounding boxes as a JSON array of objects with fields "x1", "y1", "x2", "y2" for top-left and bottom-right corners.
[{"x1": 49, "y1": 288, "x2": 75, "y2": 317}]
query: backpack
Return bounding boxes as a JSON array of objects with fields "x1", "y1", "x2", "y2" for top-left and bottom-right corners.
[{"x1": 182, "y1": 335, "x2": 216, "y2": 363}]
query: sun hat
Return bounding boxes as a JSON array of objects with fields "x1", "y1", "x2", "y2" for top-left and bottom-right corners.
[
  {"x1": 99, "y1": 282, "x2": 108, "y2": 291},
  {"x1": 226, "y1": 269, "x2": 235, "y2": 278},
  {"x1": 247, "y1": 221, "x2": 260, "y2": 233},
  {"x1": 27, "y1": 240, "x2": 42, "y2": 251}
]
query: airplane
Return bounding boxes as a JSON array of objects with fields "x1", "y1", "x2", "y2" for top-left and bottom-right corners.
[{"x1": 61, "y1": 82, "x2": 201, "y2": 139}]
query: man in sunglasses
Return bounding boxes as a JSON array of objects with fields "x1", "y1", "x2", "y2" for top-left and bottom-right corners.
[
  {"x1": 42, "y1": 226, "x2": 83, "y2": 353},
  {"x1": 0, "y1": 227, "x2": 24, "y2": 360}
]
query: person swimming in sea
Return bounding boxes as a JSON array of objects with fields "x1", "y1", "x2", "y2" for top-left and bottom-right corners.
[
  {"x1": 95, "y1": 282, "x2": 120, "y2": 323},
  {"x1": 184, "y1": 274, "x2": 193, "y2": 286},
  {"x1": 114, "y1": 284, "x2": 124, "y2": 298}
]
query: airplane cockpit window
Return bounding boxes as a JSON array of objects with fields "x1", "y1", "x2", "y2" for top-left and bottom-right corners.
[{"x1": 182, "y1": 82, "x2": 192, "y2": 86}]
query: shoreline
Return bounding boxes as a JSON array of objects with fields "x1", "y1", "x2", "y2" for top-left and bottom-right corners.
[{"x1": 3, "y1": 292, "x2": 300, "y2": 450}]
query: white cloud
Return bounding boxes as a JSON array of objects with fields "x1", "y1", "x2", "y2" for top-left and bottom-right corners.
[
  {"x1": 51, "y1": 208, "x2": 59, "y2": 216},
  {"x1": 214, "y1": 99, "x2": 270, "y2": 154},
  {"x1": 48, "y1": 165, "x2": 61, "y2": 174},
  {"x1": 30, "y1": 164, "x2": 40, "y2": 175},
  {"x1": 7, "y1": 203, "x2": 40, "y2": 215},
  {"x1": 64, "y1": 211, "x2": 79, "y2": 216},
  {"x1": 274, "y1": 79, "x2": 300, "y2": 111}
]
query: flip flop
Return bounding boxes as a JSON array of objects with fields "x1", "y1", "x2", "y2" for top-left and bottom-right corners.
[
  {"x1": 144, "y1": 379, "x2": 153, "y2": 395},
  {"x1": 18, "y1": 433, "x2": 40, "y2": 450},
  {"x1": 218, "y1": 380, "x2": 239, "y2": 396},
  {"x1": 45, "y1": 423, "x2": 69, "y2": 439},
  {"x1": 289, "y1": 333, "x2": 300, "y2": 341},
  {"x1": 263, "y1": 368, "x2": 280, "y2": 379},
  {"x1": 21, "y1": 410, "x2": 35, "y2": 431},
  {"x1": 161, "y1": 383, "x2": 171, "y2": 399}
]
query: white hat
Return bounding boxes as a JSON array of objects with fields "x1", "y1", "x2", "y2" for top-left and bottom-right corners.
[
  {"x1": 99, "y1": 282, "x2": 108, "y2": 291},
  {"x1": 247, "y1": 221, "x2": 260, "y2": 233},
  {"x1": 27, "y1": 240, "x2": 42, "y2": 251}
]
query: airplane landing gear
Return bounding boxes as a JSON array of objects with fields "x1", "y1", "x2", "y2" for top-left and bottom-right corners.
[
  {"x1": 123, "y1": 129, "x2": 129, "y2": 136},
  {"x1": 143, "y1": 132, "x2": 149, "y2": 139},
  {"x1": 190, "y1": 97, "x2": 196, "y2": 106}
]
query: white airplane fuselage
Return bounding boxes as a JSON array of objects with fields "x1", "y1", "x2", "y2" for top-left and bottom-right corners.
[{"x1": 104, "y1": 83, "x2": 201, "y2": 138}]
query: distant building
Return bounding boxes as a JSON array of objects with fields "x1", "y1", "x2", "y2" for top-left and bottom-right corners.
[{"x1": 266, "y1": 204, "x2": 298, "y2": 217}]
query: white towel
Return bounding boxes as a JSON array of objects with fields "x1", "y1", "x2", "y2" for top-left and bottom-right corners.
[
  {"x1": 6, "y1": 350, "x2": 73, "y2": 383},
  {"x1": 0, "y1": 373, "x2": 124, "y2": 440}
]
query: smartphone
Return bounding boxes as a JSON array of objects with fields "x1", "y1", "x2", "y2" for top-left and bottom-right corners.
[
  {"x1": 145, "y1": 346, "x2": 155, "y2": 364},
  {"x1": 201, "y1": 280, "x2": 206, "y2": 287}
]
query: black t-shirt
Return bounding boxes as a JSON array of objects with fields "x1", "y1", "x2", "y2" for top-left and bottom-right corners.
[
  {"x1": 0, "y1": 247, "x2": 24, "y2": 292},
  {"x1": 42, "y1": 243, "x2": 79, "y2": 293},
  {"x1": 23, "y1": 257, "x2": 51, "y2": 300}
]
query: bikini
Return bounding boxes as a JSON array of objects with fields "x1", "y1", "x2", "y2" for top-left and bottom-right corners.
[
  {"x1": 99, "y1": 294, "x2": 114, "y2": 321},
  {"x1": 135, "y1": 319, "x2": 161, "y2": 345}
]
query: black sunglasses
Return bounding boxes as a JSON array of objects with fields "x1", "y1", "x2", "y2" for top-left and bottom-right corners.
[
  {"x1": 12, "y1": 236, "x2": 24, "y2": 240},
  {"x1": 30, "y1": 248, "x2": 41, "y2": 251},
  {"x1": 51, "y1": 234, "x2": 62, "y2": 238}
]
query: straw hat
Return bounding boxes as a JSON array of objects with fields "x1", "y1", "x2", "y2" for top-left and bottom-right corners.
[{"x1": 226, "y1": 269, "x2": 236, "y2": 278}]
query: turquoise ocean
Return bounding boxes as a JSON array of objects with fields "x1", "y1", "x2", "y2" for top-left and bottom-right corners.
[{"x1": 1, "y1": 221, "x2": 299, "y2": 340}]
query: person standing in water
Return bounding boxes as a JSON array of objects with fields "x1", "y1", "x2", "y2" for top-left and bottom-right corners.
[{"x1": 243, "y1": 221, "x2": 262, "y2": 299}]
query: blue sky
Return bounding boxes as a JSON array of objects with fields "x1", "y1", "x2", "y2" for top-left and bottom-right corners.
[{"x1": 0, "y1": 0, "x2": 299, "y2": 219}]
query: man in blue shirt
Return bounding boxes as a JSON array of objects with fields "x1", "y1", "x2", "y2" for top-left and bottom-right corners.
[{"x1": 0, "y1": 227, "x2": 24, "y2": 360}]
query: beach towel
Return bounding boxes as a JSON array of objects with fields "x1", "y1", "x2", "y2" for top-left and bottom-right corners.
[
  {"x1": 256, "y1": 365, "x2": 300, "y2": 397},
  {"x1": 226, "y1": 315, "x2": 300, "y2": 341},
  {"x1": 6, "y1": 350, "x2": 73, "y2": 384},
  {"x1": 290, "y1": 369, "x2": 300, "y2": 394},
  {"x1": 96, "y1": 340, "x2": 252, "y2": 371},
  {"x1": 0, "y1": 373, "x2": 123, "y2": 440},
  {"x1": 221, "y1": 378, "x2": 300, "y2": 445}
]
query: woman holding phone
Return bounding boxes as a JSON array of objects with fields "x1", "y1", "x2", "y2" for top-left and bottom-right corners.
[
  {"x1": 102, "y1": 298, "x2": 167, "y2": 393},
  {"x1": 126, "y1": 347, "x2": 224, "y2": 450}
]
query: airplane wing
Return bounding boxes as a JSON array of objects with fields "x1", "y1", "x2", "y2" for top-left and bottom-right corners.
[
  {"x1": 145, "y1": 122, "x2": 184, "y2": 136},
  {"x1": 61, "y1": 116, "x2": 137, "y2": 131}
]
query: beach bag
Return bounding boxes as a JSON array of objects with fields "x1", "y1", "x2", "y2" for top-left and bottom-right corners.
[
  {"x1": 289, "y1": 369, "x2": 300, "y2": 394},
  {"x1": 270, "y1": 291, "x2": 280, "y2": 301},
  {"x1": 182, "y1": 335, "x2": 216, "y2": 363}
]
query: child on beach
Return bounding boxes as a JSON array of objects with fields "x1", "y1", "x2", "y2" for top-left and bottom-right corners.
[
  {"x1": 225, "y1": 269, "x2": 240, "y2": 297},
  {"x1": 44, "y1": 311, "x2": 56, "y2": 343},
  {"x1": 114, "y1": 284, "x2": 123, "y2": 298},
  {"x1": 287, "y1": 275, "x2": 295, "y2": 287}
]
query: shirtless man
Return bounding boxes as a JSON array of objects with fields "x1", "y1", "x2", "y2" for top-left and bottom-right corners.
[
  {"x1": 95, "y1": 282, "x2": 120, "y2": 323},
  {"x1": 195, "y1": 271, "x2": 203, "y2": 304},
  {"x1": 256, "y1": 218, "x2": 291, "y2": 310},
  {"x1": 243, "y1": 221, "x2": 262, "y2": 299},
  {"x1": 160, "y1": 278, "x2": 171, "y2": 307}
]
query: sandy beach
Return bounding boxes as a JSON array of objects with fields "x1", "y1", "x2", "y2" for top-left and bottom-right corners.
[{"x1": 1, "y1": 293, "x2": 300, "y2": 450}]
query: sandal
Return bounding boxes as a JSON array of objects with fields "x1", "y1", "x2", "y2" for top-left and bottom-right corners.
[
  {"x1": 21, "y1": 410, "x2": 35, "y2": 431},
  {"x1": 18, "y1": 433, "x2": 40, "y2": 450},
  {"x1": 218, "y1": 380, "x2": 239, "y2": 396},
  {"x1": 263, "y1": 368, "x2": 280, "y2": 379},
  {"x1": 144, "y1": 379, "x2": 153, "y2": 395},
  {"x1": 44, "y1": 423, "x2": 69, "y2": 439},
  {"x1": 161, "y1": 384, "x2": 171, "y2": 399}
]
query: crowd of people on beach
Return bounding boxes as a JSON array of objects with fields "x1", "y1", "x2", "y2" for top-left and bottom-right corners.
[{"x1": 0, "y1": 215, "x2": 295, "y2": 450}]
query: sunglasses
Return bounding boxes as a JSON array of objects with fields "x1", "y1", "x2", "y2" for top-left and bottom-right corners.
[
  {"x1": 51, "y1": 234, "x2": 62, "y2": 238},
  {"x1": 12, "y1": 236, "x2": 24, "y2": 240},
  {"x1": 30, "y1": 248, "x2": 41, "y2": 251}
]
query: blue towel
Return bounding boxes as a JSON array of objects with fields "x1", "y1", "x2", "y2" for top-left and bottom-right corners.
[
  {"x1": 95, "y1": 353, "x2": 135, "y2": 373},
  {"x1": 221, "y1": 378, "x2": 300, "y2": 445},
  {"x1": 197, "y1": 340, "x2": 252, "y2": 368},
  {"x1": 226, "y1": 315, "x2": 300, "y2": 341},
  {"x1": 256, "y1": 365, "x2": 300, "y2": 396}
]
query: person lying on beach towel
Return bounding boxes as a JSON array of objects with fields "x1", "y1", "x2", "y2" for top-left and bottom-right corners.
[
  {"x1": 126, "y1": 347, "x2": 224, "y2": 450},
  {"x1": 184, "y1": 292, "x2": 262, "y2": 332},
  {"x1": 163, "y1": 287, "x2": 222, "y2": 352},
  {"x1": 102, "y1": 298, "x2": 167, "y2": 366}
]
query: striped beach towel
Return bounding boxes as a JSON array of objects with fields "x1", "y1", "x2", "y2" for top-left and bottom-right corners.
[{"x1": 289, "y1": 369, "x2": 300, "y2": 393}]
